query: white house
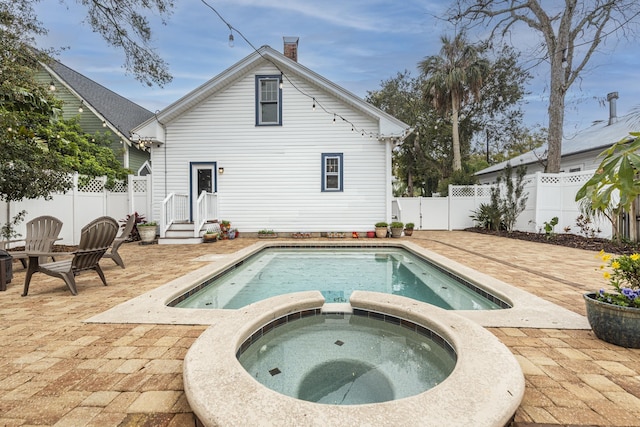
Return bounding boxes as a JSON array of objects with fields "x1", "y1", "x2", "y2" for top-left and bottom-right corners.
[
  {"x1": 132, "y1": 38, "x2": 411, "y2": 240},
  {"x1": 475, "y1": 93, "x2": 640, "y2": 183}
]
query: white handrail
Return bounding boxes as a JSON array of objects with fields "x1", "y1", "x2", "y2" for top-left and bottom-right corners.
[
  {"x1": 160, "y1": 193, "x2": 189, "y2": 238},
  {"x1": 194, "y1": 191, "x2": 218, "y2": 237}
]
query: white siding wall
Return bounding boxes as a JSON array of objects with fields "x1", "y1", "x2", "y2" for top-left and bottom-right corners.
[{"x1": 151, "y1": 64, "x2": 389, "y2": 232}]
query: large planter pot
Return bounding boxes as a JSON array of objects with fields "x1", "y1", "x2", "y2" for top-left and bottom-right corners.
[
  {"x1": 584, "y1": 292, "x2": 640, "y2": 348},
  {"x1": 138, "y1": 225, "x2": 157, "y2": 243},
  {"x1": 404, "y1": 228, "x2": 414, "y2": 237},
  {"x1": 375, "y1": 226, "x2": 387, "y2": 238},
  {"x1": 390, "y1": 227, "x2": 403, "y2": 238}
]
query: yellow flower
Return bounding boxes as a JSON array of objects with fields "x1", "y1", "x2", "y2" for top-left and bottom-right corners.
[
  {"x1": 612, "y1": 261, "x2": 620, "y2": 269},
  {"x1": 603, "y1": 271, "x2": 611, "y2": 279},
  {"x1": 631, "y1": 253, "x2": 640, "y2": 261},
  {"x1": 602, "y1": 254, "x2": 612, "y2": 262}
]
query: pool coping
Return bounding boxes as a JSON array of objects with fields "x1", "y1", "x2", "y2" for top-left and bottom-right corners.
[
  {"x1": 86, "y1": 240, "x2": 590, "y2": 330},
  {"x1": 183, "y1": 291, "x2": 526, "y2": 426}
]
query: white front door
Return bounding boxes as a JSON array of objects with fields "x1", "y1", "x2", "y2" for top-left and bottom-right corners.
[{"x1": 190, "y1": 162, "x2": 216, "y2": 221}]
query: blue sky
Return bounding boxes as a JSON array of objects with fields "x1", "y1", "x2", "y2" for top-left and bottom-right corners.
[{"x1": 34, "y1": 0, "x2": 639, "y2": 136}]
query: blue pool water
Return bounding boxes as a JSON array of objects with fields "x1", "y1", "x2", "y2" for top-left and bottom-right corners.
[
  {"x1": 173, "y1": 247, "x2": 506, "y2": 310},
  {"x1": 237, "y1": 311, "x2": 456, "y2": 405}
]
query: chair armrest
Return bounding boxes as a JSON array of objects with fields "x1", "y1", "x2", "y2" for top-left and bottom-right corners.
[
  {"x1": 25, "y1": 251, "x2": 73, "y2": 258},
  {"x1": 1, "y1": 239, "x2": 26, "y2": 249}
]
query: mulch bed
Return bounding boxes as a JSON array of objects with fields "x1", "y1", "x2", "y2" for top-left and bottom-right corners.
[{"x1": 464, "y1": 227, "x2": 638, "y2": 255}]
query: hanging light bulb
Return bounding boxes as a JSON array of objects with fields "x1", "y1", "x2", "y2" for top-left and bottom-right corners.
[
  {"x1": 78, "y1": 101, "x2": 84, "y2": 113},
  {"x1": 312, "y1": 98, "x2": 316, "y2": 111},
  {"x1": 333, "y1": 114, "x2": 336, "y2": 124},
  {"x1": 49, "y1": 81, "x2": 56, "y2": 91},
  {"x1": 228, "y1": 32, "x2": 234, "y2": 48},
  {"x1": 102, "y1": 120, "x2": 107, "y2": 127},
  {"x1": 279, "y1": 73, "x2": 283, "y2": 89}
]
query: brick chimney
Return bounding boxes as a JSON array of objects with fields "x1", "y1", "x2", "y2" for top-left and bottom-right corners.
[
  {"x1": 283, "y1": 37, "x2": 299, "y2": 62},
  {"x1": 607, "y1": 91, "x2": 619, "y2": 125}
]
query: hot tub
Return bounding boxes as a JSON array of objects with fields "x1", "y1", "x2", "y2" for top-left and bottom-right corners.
[{"x1": 183, "y1": 290, "x2": 525, "y2": 426}]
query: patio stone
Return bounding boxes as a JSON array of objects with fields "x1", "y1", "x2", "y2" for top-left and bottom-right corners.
[{"x1": 0, "y1": 231, "x2": 638, "y2": 426}]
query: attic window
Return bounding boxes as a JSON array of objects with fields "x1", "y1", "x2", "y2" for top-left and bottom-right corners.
[{"x1": 256, "y1": 75, "x2": 282, "y2": 126}]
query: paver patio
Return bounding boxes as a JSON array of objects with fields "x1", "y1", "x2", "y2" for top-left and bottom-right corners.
[{"x1": 0, "y1": 231, "x2": 639, "y2": 426}]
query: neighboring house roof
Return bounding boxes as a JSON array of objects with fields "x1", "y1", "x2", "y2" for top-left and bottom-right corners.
[
  {"x1": 133, "y1": 45, "x2": 411, "y2": 142},
  {"x1": 476, "y1": 112, "x2": 640, "y2": 176},
  {"x1": 42, "y1": 58, "x2": 155, "y2": 145}
]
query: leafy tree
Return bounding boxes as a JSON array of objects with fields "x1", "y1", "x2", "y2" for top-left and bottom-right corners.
[
  {"x1": 1, "y1": 5, "x2": 131, "y2": 238},
  {"x1": 419, "y1": 31, "x2": 490, "y2": 172},
  {"x1": 496, "y1": 163, "x2": 528, "y2": 232},
  {"x1": 3, "y1": 0, "x2": 174, "y2": 87},
  {"x1": 466, "y1": 43, "x2": 532, "y2": 164},
  {"x1": 479, "y1": 163, "x2": 528, "y2": 233},
  {"x1": 576, "y1": 133, "x2": 640, "y2": 242},
  {"x1": 450, "y1": 0, "x2": 640, "y2": 173}
]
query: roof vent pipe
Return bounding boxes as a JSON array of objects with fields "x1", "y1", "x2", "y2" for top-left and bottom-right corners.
[{"x1": 607, "y1": 92, "x2": 619, "y2": 125}]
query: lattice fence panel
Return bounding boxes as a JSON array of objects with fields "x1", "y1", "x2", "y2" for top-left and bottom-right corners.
[
  {"x1": 132, "y1": 179, "x2": 147, "y2": 193},
  {"x1": 110, "y1": 181, "x2": 127, "y2": 193},
  {"x1": 78, "y1": 178, "x2": 105, "y2": 193}
]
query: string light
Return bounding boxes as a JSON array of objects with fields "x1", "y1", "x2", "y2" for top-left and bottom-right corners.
[
  {"x1": 279, "y1": 73, "x2": 283, "y2": 89},
  {"x1": 78, "y1": 101, "x2": 84, "y2": 113},
  {"x1": 49, "y1": 81, "x2": 56, "y2": 91},
  {"x1": 312, "y1": 98, "x2": 316, "y2": 111},
  {"x1": 102, "y1": 120, "x2": 107, "y2": 127},
  {"x1": 228, "y1": 31, "x2": 234, "y2": 48}
]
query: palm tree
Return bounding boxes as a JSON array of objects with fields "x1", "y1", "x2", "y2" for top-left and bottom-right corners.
[{"x1": 419, "y1": 32, "x2": 488, "y2": 171}]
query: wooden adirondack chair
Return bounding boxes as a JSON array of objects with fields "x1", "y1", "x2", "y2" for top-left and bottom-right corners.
[
  {"x1": 4, "y1": 216, "x2": 63, "y2": 268},
  {"x1": 103, "y1": 214, "x2": 136, "y2": 268},
  {"x1": 22, "y1": 216, "x2": 119, "y2": 296}
]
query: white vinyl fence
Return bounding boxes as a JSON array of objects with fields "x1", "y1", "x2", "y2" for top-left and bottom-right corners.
[
  {"x1": 0, "y1": 174, "x2": 151, "y2": 246},
  {"x1": 394, "y1": 170, "x2": 614, "y2": 238}
]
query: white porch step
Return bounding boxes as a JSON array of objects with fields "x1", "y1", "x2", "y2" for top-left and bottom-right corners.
[
  {"x1": 158, "y1": 236, "x2": 203, "y2": 245},
  {"x1": 157, "y1": 221, "x2": 211, "y2": 244}
]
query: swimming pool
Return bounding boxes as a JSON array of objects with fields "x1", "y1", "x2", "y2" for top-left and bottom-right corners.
[
  {"x1": 171, "y1": 247, "x2": 508, "y2": 310},
  {"x1": 87, "y1": 240, "x2": 590, "y2": 330}
]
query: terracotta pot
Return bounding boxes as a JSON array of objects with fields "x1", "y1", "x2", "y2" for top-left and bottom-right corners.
[
  {"x1": 584, "y1": 292, "x2": 640, "y2": 348},
  {"x1": 390, "y1": 227, "x2": 403, "y2": 238},
  {"x1": 366, "y1": 231, "x2": 375, "y2": 238},
  {"x1": 404, "y1": 228, "x2": 413, "y2": 236},
  {"x1": 375, "y1": 227, "x2": 387, "y2": 238}
]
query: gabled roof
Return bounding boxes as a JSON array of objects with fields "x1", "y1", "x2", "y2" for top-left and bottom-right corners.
[
  {"x1": 476, "y1": 112, "x2": 640, "y2": 175},
  {"x1": 134, "y1": 45, "x2": 410, "y2": 141},
  {"x1": 43, "y1": 58, "x2": 154, "y2": 144}
]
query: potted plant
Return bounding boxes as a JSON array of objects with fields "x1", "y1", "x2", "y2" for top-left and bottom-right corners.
[
  {"x1": 584, "y1": 250, "x2": 640, "y2": 348},
  {"x1": 404, "y1": 222, "x2": 415, "y2": 237},
  {"x1": 374, "y1": 222, "x2": 388, "y2": 238},
  {"x1": 258, "y1": 229, "x2": 277, "y2": 239},
  {"x1": 390, "y1": 221, "x2": 404, "y2": 238},
  {"x1": 137, "y1": 221, "x2": 157, "y2": 243},
  {"x1": 202, "y1": 226, "x2": 219, "y2": 243}
]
